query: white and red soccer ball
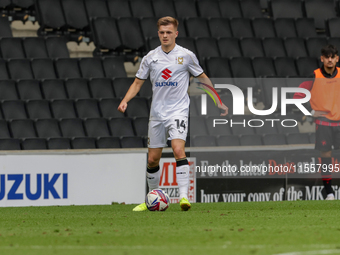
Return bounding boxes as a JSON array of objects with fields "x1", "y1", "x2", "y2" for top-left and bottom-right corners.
[{"x1": 145, "y1": 189, "x2": 170, "y2": 211}]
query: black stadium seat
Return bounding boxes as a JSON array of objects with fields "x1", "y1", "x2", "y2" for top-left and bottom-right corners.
[
  {"x1": 240, "y1": 38, "x2": 265, "y2": 58},
  {"x1": 2, "y1": 100, "x2": 28, "y2": 120},
  {"x1": 99, "y1": 98, "x2": 125, "y2": 118},
  {"x1": 61, "y1": 0, "x2": 89, "y2": 32},
  {"x1": 108, "y1": 118, "x2": 135, "y2": 137},
  {"x1": 107, "y1": 0, "x2": 132, "y2": 18},
  {"x1": 208, "y1": 18, "x2": 232, "y2": 38},
  {"x1": 262, "y1": 38, "x2": 286, "y2": 58},
  {"x1": 10, "y1": 119, "x2": 37, "y2": 138},
  {"x1": 240, "y1": 0, "x2": 263, "y2": 18},
  {"x1": 75, "y1": 99, "x2": 101, "y2": 119},
  {"x1": 45, "y1": 37, "x2": 70, "y2": 58},
  {"x1": 65, "y1": 78, "x2": 91, "y2": 100},
  {"x1": 26, "y1": 100, "x2": 53, "y2": 119},
  {"x1": 269, "y1": 0, "x2": 304, "y2": 19},
  {"x1": 35, "y1": 119, "x2": 62, "y2": 138},
  {"x1": 84, "y1": 118, "x2": 111, "y2": 138},
  {"x1": 55, "y1": 58, "x2": 82, "y2": 79},
  {"x1": 152, "y1": 0, "x2": 176, "y2": 18},
  {"x1": 284, "y1": 38, "x2": 308, "y2": 58},
  {"x1": 23, "y1": 37, "x2": 49, "y2": 59},
  {"x1": 274, "y1": 18, "x2": 297, "y2": 38},
  {"x1": 117, "y1": 18, "x2": 145, "y2": 53},
  {"x1": 185, "y1": 18, "x2": 210, "y2": 38},
  {"x1": 47, "y1": 137, "x2": 71, "y2": 149},
  {"x1": 219, "y1": 0, "x2": 242, "y2": 18},
  {"x1": 218, "y1": 38, "x2": 242, "y2": 58},
  {"x1": 173, "y1": 0, "x2": 198, "y2": 19},
  {"x1": 41, "y1": 79, "x2": 68, "y2": 100},
  {"x1": 252, "y1": 18, "x2": 276, "y2": 38},
  {"x1": 197, "y1": 0, "x2": 221, "y2": 18},
  {"x1": 129, "y1": 0, "x2": 154, "y2": 18},
  {"x1": 0, "y1": 16, "x2": 12, "y2": 37},
  {"x1": 0, "y1": 138, "x2": 21, "y2": 150},
  {"x1": 50, "y1": 99, "x2": 77, "y2": 119},
  {"x1": 96, "y1": 137, "x2": 120, "y2": 148},
  {"x1": 72, "y1": 137, "x2": 96, "y2": 149},
  {"x1": 89, "y1": 78, "x2": 115, "y2": 99},
  {"x1": 230, "y1": 18, "x2": 254, "y2": 38},
  {"x1": 0, "y1": 80, "x2": 19, "y2": 100},
  {"x1": 59, "y1": 118, "x2": 86, "y2": 138},
  {"x1": 125, "y1": 97, "x2": 149, "y2": 118},
  {"x1": 304, "y1": 0, "x2": 336, "y2": 30},
  {"x1": 84, "y1": 0, "x2": 110, "y2": 20},
  {"x1": 102, "y1": 56, "x2": 127, "y2": 78},
  {"x1": 79, "y1": 58, "x2": 105, "y2": 79},
  {"x1": 21, "y1": 138, "x2": 47, "y2": 150},
  {"x1": 0, "y1": 37, "x2": 25, "y2": 59},
  {"x1": 31, "y1": 58, "x2": 57, "y2": 80},
  {"x1": 120, "y1": 136, "x2": 144, "y2": 148}
]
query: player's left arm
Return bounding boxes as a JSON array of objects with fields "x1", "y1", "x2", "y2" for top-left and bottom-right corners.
[{"x1": 197, "y1": 73, "x2": 228, "y2": 116}]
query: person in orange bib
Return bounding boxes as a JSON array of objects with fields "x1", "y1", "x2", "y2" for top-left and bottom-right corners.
[{"x1": 294, "y1": 44, "x2": 340, "y2": 200}]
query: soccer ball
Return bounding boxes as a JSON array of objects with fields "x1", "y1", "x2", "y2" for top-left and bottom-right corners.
[{"x1": 145, "y1": 189, "x2": 170, "y2": 211}]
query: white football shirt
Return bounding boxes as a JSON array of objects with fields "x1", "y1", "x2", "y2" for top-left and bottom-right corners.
[{"x1": 136, "y1": 44, "x2": 203, "y2": 120}]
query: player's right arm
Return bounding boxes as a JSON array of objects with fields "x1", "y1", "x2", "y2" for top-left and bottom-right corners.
[{"x1": 117, "y1": 78, "x2": 145, "y2": 113}]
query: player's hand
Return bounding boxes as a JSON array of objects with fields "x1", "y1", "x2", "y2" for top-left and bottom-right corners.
[
  {"x1": 118, "y1": 101, "x2": 127, "y2": 113},
  {"x1": 313, "y1": 110, "x2": 329, "y2": 117},
  {"x1": 218, "y1": 103, "x2": 228, "y2": 116}
]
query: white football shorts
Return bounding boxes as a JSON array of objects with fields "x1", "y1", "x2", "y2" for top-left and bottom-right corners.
[{"x1": 148, "y1": 116, "x2": 188, "y2": 148}]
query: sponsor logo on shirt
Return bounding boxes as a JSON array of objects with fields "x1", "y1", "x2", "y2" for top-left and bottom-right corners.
[
  {"x1": 155, "y1": 81, "x2": 178, "y2": 87},
  {"x1": 161, "y1": 68, "x2": 172, "y2": 80}
]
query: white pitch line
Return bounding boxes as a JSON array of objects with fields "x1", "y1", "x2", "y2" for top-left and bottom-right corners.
[{"x1": 274, "y1": 249, "x2": 340, "y2": 255}]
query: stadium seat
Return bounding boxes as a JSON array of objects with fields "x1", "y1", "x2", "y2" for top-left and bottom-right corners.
[
  {"x1": 89, "y1": 78, "x2": 115, "y2": 99},
  {"x1": 205, "y1": 57, "x2": 233, "y2": 78},
  {"x1": 21, "y1": 138, "x2": 47, "y2": 150},
  {"x1": 31, "y1": 58, "x2": 57, "y2": 80},
  {"x1": 102, "y1": 56, "x2": 127, "y2": 78},
  {"x1": 197, "y1": 0, "x2": 221, "y2": 18},
  {"x1": 133, "y1": 117, "x2": 148, "y2": 137},
  {"x1": 217, "y1": 38, "x2": 242, "y2": 58},
  {"x1": 189, "y1": 116, "x2": 208, "y2": 136},
  {"x1": 260, "y1": 78, "x2": 286, "y2": 110},
  {"x1": 306, "y1": 38, "x2": 328, "y2": 58},
  {"x1": 125, "y1": 97, "x2": 149, "y2": 118},
  {"x1": 229, "y1": 57, "x2": 255, "y2": 78},
  {"x1": 140, "y1": 17, "x2": 159, "y2": 40},
  {"x1": 112, "y1": 77, "x2": 134, "y2": 98},
  {"x1": 71, "y1": 137, "x2": 96, "y2": 149},
  {"x1": 284, "y1": 38, "x2": 308, "y2": 58},
  {"x1": 295, "y1": 18, "x2": 317, "y2": 38},
  {"x1": 108, "y1": 118, "x2": 135, "y2": 137},
  {"x1": 0, "y1": 37, "x2": 25, "y2": 59},
  {"x1": 195, "y1": 38, "x2": 220, "y2": 65},
  {"x1": 274, "y1": 57, "x2": 298, "y2": 77},
  {"x1": 274, "y1": 18, "x2": 297, "y2": 38},
  {"x1": 50, "y1": 99, "x2": 77, "y2": 119},
  {"x1": 75, "y1": 99, "x2": 101, "y2": 119},
  {"x1": 84, "y1": 0, "x2": 110, "y2": 20},
  {"x1": 117, "y1": 18, "x2": 145, "y2": 53},
  {"x1": 276, "y1": 118, "x2": 300, "y2": 134},
  {"x1": 59, "y1": 118, "x2": 86, "y2": 138},
  {"x1": 61, "y1": 0, "x2": 89, "y2": 32},
  {"x1": 208, "y1": 18, "x2": 232, "y2": 38},
  {"x1": 191, "y1": 135, "x2": 216, "y2": 147},
  {"x1": 35, "y1": 119, "x2": 62, "y2": 138},
  {"x1": 10, "y1": 119, "x2": 37, "y2": 138},
  {"x1": 35, "y1": 0, "x2": 67, "y2": 35},
  {"x1": 269, "y1": 0, "x2": 304, "y2": 19},
  {"x1": 0, "y1": 120, "x2": 12, "y2": 138},
  {"x1": 107, "y1": 0, "x2": 132, "y2": 18},
  {"x1": 41, "y1": 79, "x2": 68, "y2": 100},
  {"x1": 239, "y1": 134, "x2": 263, "y2": 146},
  {"x1": 262, "y1": 133, "x2": 287, "y2": 145},
  {"x1": 286, "y1": 133, "x2": 310, "y2": 144},
  {"x1": 65, "y1": 78, "x2": 91, "y2": 99},
  {"x1": 2, "y1": 100, "x2": 27, "y2": 120},
  {"x1": 253, "y1": 117, "x2": 279, "y2": 135},
  {"x1": 216, "y1": 135, "x2": 240, "y2": 146},
  {"x1": 121, "y1": 136, "x2": 144, "y2": 148},
  {"x1": 0, "y1": 138, "x2": 21, "y2": 150},
  {"x1": 26, "y1": 100, "x2": 52, "y2": 119},
  {"x1": 0, "y1": 80, "x2": 19, "y2": 100},
  {"x1": 240, "y1": 0, "x2": 263, "y2": 18},
  {"x1": 45, "y1": 37, "x2": 70, "y2": 59},
  {"x1": 252, "y1": 57, "x2": 277, "y2": 77},
  {"x1": 84, "y1": 118, "x2": 111, "y2": 138},
  {"x1": 240, "y1": 38, "x2": 265, "y2": 58},
  {"x1": 0, "y1": 16, "x2": 12, "y2": 37},
  {"x1": 262, "y1": 38, "x2": 286, "y2": 58},
  {"x1": 219, "y1": 0, "x2": 242, "y2": 18},
  {"x1": 173, "y1": 0, "x2": 198, "y2": 19},
  {"x1": 129, "y1": 0, "x2": 154, "y2": 18},
  {"x1": 206, "y1": 116, "x2": 232, "y2": 136},
  {"x1": 55, "y1": 58, "x2": 82, "y2": 79},
  {"x1": 47, "y1": 137, "x2": 71, "y2": 149},
  {"x1": 96, "y1": 137, "x2": 121, "y2": 149},
  {"x1": 230, "y1": 18, "x2": 254, "y2": 38},
  {"x1": 326, "y1": 18, "x2": 340, "y2": 37},
  {"x1": 295, "y1": 57, "x2": 318, "y2": 77},
  {"x1": 185, "y1": 18, "x2": 211, "y2": 38},
  {"x1": 176, "y1": 37, "x2": 197, "y2": 55},
  {"x1": 99, "y1": 98, "x2": 125, "y2": 119},
  {"x1": 79, "y1": 58, "x2": 105, "y2": 79},
  {"x1": 252, "y1": 18, "x2": 276, "y2": 38},
  {"x1": 0, "y1": 59, "x2": 9, "y2": 80},
  {"x1": 152, "y1": 0, "x2": 176, "y2": 18},
  {"x1": 91, "y1": 17, "x2": 123, "y2": 54},
  {"x1": 230, "y1": 116, "x2": 256, "y2": 136},
  {"x1": 23, "y1": 37, "x2": 49, "y2": 59},
  {"x1": 304, "y1": 0, "x2": 336, "y2": 30}
]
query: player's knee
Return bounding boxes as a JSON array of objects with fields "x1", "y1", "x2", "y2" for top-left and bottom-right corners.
[
  {"x1": 172, "y1": 146, "x2": 185, "y2": 159},
  {"x1": 148, "y1": 156, "x2": 160, "y2": 168}
]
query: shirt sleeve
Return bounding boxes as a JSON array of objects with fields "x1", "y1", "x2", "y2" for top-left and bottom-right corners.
[
  {"x1": 293, "y1": 80, "x2": 314, "y2": 99},
  {"x1": 187, "y1": 52, "x2": 204, "y2": 77},
  {"x1": 135, "y1": 56, "x2": 150, "y2": 80}
]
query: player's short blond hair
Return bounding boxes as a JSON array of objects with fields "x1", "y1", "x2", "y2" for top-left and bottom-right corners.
[{"x1": 157, "y1": 16, "x2": 179, "y2": 30}]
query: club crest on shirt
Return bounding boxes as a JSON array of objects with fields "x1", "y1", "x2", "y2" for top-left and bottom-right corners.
[{"x1": 177, "y1": 57, "x2": 183, "y2": 65}]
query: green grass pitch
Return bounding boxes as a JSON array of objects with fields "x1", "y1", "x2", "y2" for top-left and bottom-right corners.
[{"x1": 0, "y1": 201, "x2": 340, "y2": 255}]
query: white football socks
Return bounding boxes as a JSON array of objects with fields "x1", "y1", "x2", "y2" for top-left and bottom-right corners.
[
  {"x1": 146, "y1": 166, "x2": 160, "y2": 192},
  {"x1": 176, "y1": 159, "x2": 189, "y2": 199}
]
